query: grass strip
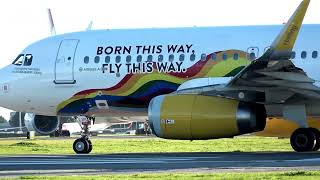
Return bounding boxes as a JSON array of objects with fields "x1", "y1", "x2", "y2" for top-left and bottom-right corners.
[
  {"x1": 2, "y1": 171, "x2": 320, "y2": 180},
  {"x1": 0, "y1": 137, "x2": 292, "y2": 154}
]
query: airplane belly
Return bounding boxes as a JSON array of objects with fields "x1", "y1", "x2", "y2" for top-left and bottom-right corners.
[
  {"x1": 255, "y1": 117, "x2": 320, "y2": 138},
  {"x1": 81, "y1": 106, "x2": 148, "y2": 117}
]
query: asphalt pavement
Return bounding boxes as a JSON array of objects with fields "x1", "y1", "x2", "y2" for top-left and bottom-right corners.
[{"x1": 0, "y1": 152, "x2": 320, "y2": 176}]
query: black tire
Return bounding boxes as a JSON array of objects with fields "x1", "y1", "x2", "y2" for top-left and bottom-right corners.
[
  {"x1": 73, "y1": 138, "x2": 90, "y2": 154},
  {"x1": 309, "y1": 128, "x2": 320, "y2": 151},
  {"x1": 290, "y1": 128, "x2": 316, "y2": 152},
  {"x1": 87, "y1": 140, "x2": 93, "y2": 153}
]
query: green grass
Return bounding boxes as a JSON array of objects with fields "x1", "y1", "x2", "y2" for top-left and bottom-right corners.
[
  {"x1": 2, "y1": 171, "x2": 320, "y2": 180},
  {"x1": 0, "y1": 136, "x2": 293, "y2": 155},
  {"x1": 0, "y1": 137, "x2": 317, "y2": 179}
]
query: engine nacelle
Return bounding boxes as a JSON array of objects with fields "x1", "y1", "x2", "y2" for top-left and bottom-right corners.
[
  {"x1": 148, "y1": 94, "x2": 266, "y2": 140},
  {"x1": 24, "y1": 113, "x2": 60, "y2": 135}
]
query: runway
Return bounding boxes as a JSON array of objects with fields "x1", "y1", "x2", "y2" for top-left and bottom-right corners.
[{"x1": 1, "y1": 152, "x2": 320, "y2": 176}]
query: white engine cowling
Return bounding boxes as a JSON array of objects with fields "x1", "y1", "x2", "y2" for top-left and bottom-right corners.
[{"x1": 24, "y1": 113, "x2": 60, "y2": 135}]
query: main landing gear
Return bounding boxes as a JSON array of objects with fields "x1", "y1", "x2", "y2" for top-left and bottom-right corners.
[
  {"x1": 290, "y1": 128, "x2": 320, "y2": 152},
  {"x1": 73, "y1": 116, "x2": 94, "y2": 154}
]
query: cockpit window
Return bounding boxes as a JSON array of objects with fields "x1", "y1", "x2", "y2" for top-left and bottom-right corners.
[
  {"x1": 24, "y1": 54, "x2": 33, "y2": 66},
  {"x1": 12, "y1": 54, "x2": 24, "y2": 66},
  {"x1": 12, "y1": 54, "x2": 33, "y2": 66}
]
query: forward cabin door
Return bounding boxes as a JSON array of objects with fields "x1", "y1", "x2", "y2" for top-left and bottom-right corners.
[{"x1": 54, "y1": 39, "x2": 79, "y2": 84}]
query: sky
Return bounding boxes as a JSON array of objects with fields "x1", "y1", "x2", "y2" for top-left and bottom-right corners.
[{"x1": 0, "y1": 0, "x2": 319, "y2": 120}]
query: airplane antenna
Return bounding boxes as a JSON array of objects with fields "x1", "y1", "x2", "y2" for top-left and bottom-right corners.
[
  {"x1": 86, "y1": 21, "x2": 93, "y2": 31},
  {"x1": 47, "y1": 8, "x2": 56, "y2": 36}
]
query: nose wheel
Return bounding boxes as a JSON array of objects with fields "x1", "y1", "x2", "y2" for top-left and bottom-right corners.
[
  {"x1": 73, "y1": 116, "x2": 94, "y2": 154},
  {"x1": 73, "y1": 137, "x2": 92, "y2": 154}
]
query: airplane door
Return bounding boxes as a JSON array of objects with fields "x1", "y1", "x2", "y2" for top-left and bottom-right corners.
[
  {"x1": 247, "y1": 47, "x2": 259, "y2": 62},
  {"x1": 54, "y1": 39, "x2": 79, "y2": 84}
]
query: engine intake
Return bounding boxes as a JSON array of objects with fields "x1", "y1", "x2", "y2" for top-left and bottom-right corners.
[
  {"x1": 24, "y1": 113, "x2": 60, "y2": 135},
  {"x1": 148, "y1": 94, "x2": 266, "y2": 140}
]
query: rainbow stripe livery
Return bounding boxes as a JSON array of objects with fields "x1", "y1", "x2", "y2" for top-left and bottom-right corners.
[{"x1": 57, "y1": 50, "x2": 249, "y2": 114}]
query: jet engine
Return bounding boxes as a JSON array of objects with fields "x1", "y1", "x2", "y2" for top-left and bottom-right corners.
[
  {"x1": 148, "y1": 94, "x2": 266, "y2": 140},
  {"x1": 24, "y1": 113, "x2": 60, "y2": 135}
]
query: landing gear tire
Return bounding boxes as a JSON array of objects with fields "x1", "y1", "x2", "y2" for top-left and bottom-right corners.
[
  {"x1": 73, "y1": 116, "x2": 95, "y2": 154},
  {"x1": 309, "y1": 128, "x2": 320, "y2": 151},
  {"x1": 73, "y1": 138, "x2": 91, "y2": 154},
  {"x1": 87, "y1": 139, "x2": 93, "y2": 154},
  {"x1": 290, "y1": 128, "x2": 316, "y2": 152}
]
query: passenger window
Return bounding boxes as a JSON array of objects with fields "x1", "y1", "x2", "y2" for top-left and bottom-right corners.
[
  {"x1": 190, "y1": 54, "x2": 196, "y2": 61},
  {"x1": 233, "y1": 53, "x2": 239, "y2": 60},
  {"x1": 105, "y1": 56, "x2": 110, "y2": 63},
  {"x1": 169, "y1": 54, "x2": 174, "y2": 62},
  {"x1": 84, "y1": 56, "x2": 89, "y2": 64},
  {"x1": 201, "y1": 53, "x2": 206, "y2": 61},
  {"x1": 223, "y1": 53, "x2": 228, "y2": 60},
  {"x1": 12, "y1": 54, "x2": 24, "y2": 66},
  {"x1": 24, "y1": 54, "x2": 33, "y2": 66},
  {"x1": 179, "y1": 54, "x2": 185, "y2": 61},
  {"x1": 249, "y1": 52, "x2": 256, "y2": 60},
  {"x1": 158, "y1": 55, "x2": 163, "y2": 62},
  {"x1": 147, "y1": 55, "x2": 153, "y2": 62},
  {"x1": 291, "y1": 51, "x2": 296, "y2": 59},
  {"x1": 211, "y1": 53, "x2": 216, "y2": 61},
  {"x1": 137, "y1": 55, "x2": 142, "y2": 62},
  {"x1": 312, "y1": 51, "x2": 318, "y2": 59},
  {"x1": 126, "y1": 55, "x2": 131, "y2": 63},
  {"x1": 116, "y1": 56, "x2": 121, "y2": 63},
  {"x1": 301, "y1": 51, "x2": 307, "y2": 59},
  {"x1": 94, "y1": 56, "x2": 100, "y2": 63}
]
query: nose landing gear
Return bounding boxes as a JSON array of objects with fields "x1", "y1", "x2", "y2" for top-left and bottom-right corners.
[
  {"x1": 73, "y1": 116, "x2": 94, "y2": 154},
  {"x1": 73, "y1": 137, "x2": 92, "y2": 154}
]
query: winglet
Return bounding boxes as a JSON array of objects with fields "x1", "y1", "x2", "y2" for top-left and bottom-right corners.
[{"x1": 262, "y1": 0, "x2": 310, "y2": 60}]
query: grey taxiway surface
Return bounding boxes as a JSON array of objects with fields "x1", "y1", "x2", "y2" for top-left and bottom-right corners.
[{"x1": 1, "y1": 152, "x2": 320, "y2": 176}]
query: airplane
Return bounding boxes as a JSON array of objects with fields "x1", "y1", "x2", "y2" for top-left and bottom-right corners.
[{"x1": 0, "y1": 0, "x2": 318, "y2": 154}]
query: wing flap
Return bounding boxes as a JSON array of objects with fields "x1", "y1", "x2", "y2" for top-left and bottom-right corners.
[
  {"x1": 251, "y1": 80, "x2": 319, "y2": 91},
  {"x1": 256, "y1": 71, "x2": 315, "y2": 83}
]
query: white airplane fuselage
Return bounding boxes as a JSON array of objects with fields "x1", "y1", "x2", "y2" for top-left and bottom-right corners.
[{"x1": 0, "y1": 25, "x2": 320, "y2": 117}]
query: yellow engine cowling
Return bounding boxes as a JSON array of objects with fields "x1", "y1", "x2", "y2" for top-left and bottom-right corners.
[{"x1": 148, "y1": 94, "x2": 266, "y2": 140}]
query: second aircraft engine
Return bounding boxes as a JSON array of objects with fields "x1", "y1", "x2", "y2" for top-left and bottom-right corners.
[
  {"x1": 24, "y1": 113, "x2": 60, "y2": 135},
  {"x1": 148, "y1": 94, "x2": 266, "y2": 140}
]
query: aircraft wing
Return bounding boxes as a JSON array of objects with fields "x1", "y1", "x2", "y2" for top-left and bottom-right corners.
[{"x1": 199, "y1": 0, "x2": 320, "y2": 103}]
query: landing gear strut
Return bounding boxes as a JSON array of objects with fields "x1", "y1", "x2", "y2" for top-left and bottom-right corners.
[
  {"x1": 290, "y1": 128, "x2": 320, "y2": 152},
  {"x1": 73, "y1": 116, "x2": 94, "y2": 154}
]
